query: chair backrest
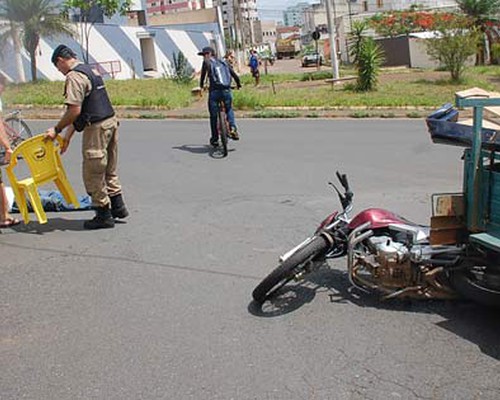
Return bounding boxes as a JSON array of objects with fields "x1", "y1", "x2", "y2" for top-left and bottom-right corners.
[{"x1": 9, "y1": 135, "x2": 62, "y2": 184}]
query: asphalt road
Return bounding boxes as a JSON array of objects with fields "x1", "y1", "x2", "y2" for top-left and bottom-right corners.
[{"x1": 2, "y1": 119, "x2": 499, "y2": 400}]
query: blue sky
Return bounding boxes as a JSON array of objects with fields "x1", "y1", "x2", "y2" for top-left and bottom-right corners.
[{"x1": 257, "y1": 0, "x2": 317, "y2": 21}]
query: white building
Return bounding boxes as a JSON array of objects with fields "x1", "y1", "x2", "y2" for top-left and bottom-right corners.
[
  {"x1": 261, "y1": 20, "x2": 278, "y2": 44},
  {"x1": 145, "y1": 0, "x2": 214, "y2": 16},
  {"x1": 216, "y1": 1, "x2": 260, "y2": 47},
  {"x1": 0, "y1": 18, "x2": 224, "y2": 82},
  {"x1": 218, "y1": 0, "x2": 258, "y2": 27},
  {"x1": 284, "y1": 2, "x2": 310, "y2": 27}
]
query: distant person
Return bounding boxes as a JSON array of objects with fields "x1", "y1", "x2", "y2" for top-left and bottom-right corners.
[
  {"x1": 44, "y1": 44, "x2": 129, "y2": 230},
  {"x1": 198, "y1": 46, "x2": 242, "y2": 147},
  {"x1": 249, "y1": 49, "x2": 260, "y2": 86},
  {"x1": 224, "y1": 50, "x2": 236, "y2": 69},
  {"x1": 0, "y1": 74, "x2": 21, "y2": 228}
]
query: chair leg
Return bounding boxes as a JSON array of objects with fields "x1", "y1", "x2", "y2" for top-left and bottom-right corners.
[
  {"x1": 6, "y1": 171, "x2": 30, "y2": 224},
  {"x1": 55, "y1": 178, "x2": 80, "y2": 209},
  {"x1": 15, "y1": 186, "x2": 30, "y2": 224},
  {"x1": 25, "y1": 184, "x2": 47, "y2": 224}
]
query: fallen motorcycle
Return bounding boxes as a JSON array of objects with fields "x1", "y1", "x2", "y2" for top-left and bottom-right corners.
[{"x1": 252, "y1": 89, "x2": 500, "y2": 308}]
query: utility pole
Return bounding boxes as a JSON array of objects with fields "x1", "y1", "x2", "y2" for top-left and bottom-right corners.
[
  {"x1": 324, "y1": 0, "x2": 339, "y2": 80},
  {"x1": 233, "y1": 0, "x2": 244, "y2": 70}
]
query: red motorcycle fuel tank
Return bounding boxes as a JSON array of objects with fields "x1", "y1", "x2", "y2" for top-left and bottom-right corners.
[{"x1": 348, "y1": 208, "x2": 408, "y2": 230}]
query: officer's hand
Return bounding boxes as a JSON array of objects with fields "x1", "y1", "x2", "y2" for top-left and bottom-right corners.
[
  {"x1": 237, "y1": 84, "x2": 242, "y2": 90},
  {"x1": 44, "y1": 127, "x2": 58, "y2": 141}
]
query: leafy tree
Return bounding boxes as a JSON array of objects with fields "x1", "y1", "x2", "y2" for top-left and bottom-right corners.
[
  {"x1": 62, "y1": 0, "x2": 132, "y2": 63},
  {"x1": 425, "y1": 15, "x2": 480, "y2": 81},
  {"x1": 355, "y1": 38, "x2": 385, "y2": 92},
  {"x1": 456, "y1": 0, "x2": 500, "y2": 64},
  {"x1": 0, "y1": 0, "x2": 73, "y2": 82},
  {"x1": 369, "y1": 11, "x2": 454, "y2": 37},
  {"x1": 171, "y1": 51, "x2": 193, "y2": 84}
]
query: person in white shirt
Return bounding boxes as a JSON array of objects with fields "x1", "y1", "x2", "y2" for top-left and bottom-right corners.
[{"x1": 0, "y1": 74, "x2": 21, "y2": 228}]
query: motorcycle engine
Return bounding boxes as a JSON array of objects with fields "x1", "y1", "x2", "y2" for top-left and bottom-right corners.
[{"x1": 360, "y1": 236, "x2": 414, "y2": 288}]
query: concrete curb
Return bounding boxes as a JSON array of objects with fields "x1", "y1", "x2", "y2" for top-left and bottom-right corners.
[{"x1": 12, "y1": 104, "x2": 474, "y2": 120}]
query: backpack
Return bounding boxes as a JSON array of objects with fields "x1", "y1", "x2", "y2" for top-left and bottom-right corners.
[{"x1": 209, "y1": 58, "x2": 232, "y2": 88}]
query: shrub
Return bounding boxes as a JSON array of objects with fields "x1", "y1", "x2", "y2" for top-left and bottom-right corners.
[
  {"x1": 492, "y1": 42, "x2": 500, "y2": 64},
  {"x1": 349, "y1": 20, "x2": 369, "y2": 66},
  {"x1": 355, "y1": 38, "x2": 385, "y2": 92},
  {"x1": 171, "y1": 51, "x2": 194, "y2": 84},
  {"x1": 300, "y1": 71, "x2": 332, "y2": 81}
]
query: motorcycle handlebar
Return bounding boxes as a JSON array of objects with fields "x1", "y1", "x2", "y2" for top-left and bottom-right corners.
[
  {"x1": 336, "y1": 171, "x2": 349, "y2": 191},
  {"x1": 329, "y1": 171, "x2": 353, "y2": 210}
]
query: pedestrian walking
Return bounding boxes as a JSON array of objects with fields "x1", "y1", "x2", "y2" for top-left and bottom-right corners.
[
  {"x1": 224, "y1": 50, "x2": 236, "y2": 69},
  {"x1": 249, "y1": 49, "x2": 260, "y2": 86},
  {"x1": 0, "y1": 74, "x2": 21, "y2": 229}
]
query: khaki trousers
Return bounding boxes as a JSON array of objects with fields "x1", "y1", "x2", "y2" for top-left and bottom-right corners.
[{"x1": 82, "y1": 116, "x2": 122, "y2": 208}]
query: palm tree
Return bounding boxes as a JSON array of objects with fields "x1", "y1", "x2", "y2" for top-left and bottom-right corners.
[
  {"x1": 456, "y1": 0, "x2": 500, "y2": 64},
  {"x1": 0, "y1": 13, "x2": 26, "y2": 82},
  {"x1": 0, "y1": 0, "x2": 74, "y2": 81}
]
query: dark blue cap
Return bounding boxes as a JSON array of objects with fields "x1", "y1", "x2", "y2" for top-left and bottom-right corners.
[
  {"x1": 51, "y1": 44, "x2": 77, "y2": 64},
  {"x1": 197, "y1": 46, "x2": 215, "y2": 56}
]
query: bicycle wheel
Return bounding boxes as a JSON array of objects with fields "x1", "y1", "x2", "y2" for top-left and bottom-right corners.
[
  {"x1": 5, "y1": 116, "x2": 32, "y2": 148},
  {"x1": 217, "y1": 110, "x2": 229, "y2": 157},
  {"x1": 252, "y1": 236, "x2": 329, "y2": 304}
]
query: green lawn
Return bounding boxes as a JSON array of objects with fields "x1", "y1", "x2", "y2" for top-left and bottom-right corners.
[{"x1": 3, "y1": 66, "x2": 499, "y2": 110}]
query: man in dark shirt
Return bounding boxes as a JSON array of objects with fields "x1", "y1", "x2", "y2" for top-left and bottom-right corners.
[{"x1": 198, "y1": 46, "x2": 241, "y2": 147}]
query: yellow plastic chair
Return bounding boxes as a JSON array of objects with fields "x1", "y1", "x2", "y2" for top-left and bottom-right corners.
[{"x1": 6, "y1": 134, "x2": 79, "y2": 224}]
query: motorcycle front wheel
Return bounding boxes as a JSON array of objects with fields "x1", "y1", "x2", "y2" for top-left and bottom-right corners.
[{"x1": 252, "y1": 236, "x2": 330, "y2": 304}]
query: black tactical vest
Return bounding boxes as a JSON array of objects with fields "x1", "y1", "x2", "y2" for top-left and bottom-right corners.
[{"x1": 72, "y1": 64, "x2": 115, "y2": 131}]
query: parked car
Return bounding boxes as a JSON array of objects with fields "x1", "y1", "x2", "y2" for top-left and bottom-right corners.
[{"x1": 301, "y1": 52, "x2": 323, "y2": 67}]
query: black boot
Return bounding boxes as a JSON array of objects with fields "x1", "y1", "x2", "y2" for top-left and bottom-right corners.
[
  {"x1": 84, "y1": 206, "x2": 115, "y2": 230},
  {"x1": 110, "y1": 193, "x2": 129, "y2": 219}
]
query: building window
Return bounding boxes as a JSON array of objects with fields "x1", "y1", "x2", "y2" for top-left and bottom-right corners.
[
  {"x1": 377, "y1": 0, "x2": 383, "y2": 7},
  {"x1": 363, "y1": 1, "x2": 368, "y2": 11}
]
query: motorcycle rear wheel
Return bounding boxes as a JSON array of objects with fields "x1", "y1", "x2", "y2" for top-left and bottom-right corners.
[
  {"x1": 450, "y1": 269, "x2": 500, "y2": 308},
  {"x1": 252, "y1": 236, "x2": 329, "y2": 304}
]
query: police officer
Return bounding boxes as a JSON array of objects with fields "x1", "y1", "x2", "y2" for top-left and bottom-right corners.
[{"x1": 45, "y1": 45, "x2": 128, "y2": 230}]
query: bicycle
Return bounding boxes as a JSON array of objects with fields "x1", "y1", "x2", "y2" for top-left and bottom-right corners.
[
  {"x1": 195, "y1": 85, "x2": 239, "y2": 158},
  {"x1": 216, "y1": 97, "x2": 231, "y2": 157},
  {"x1": 0, "y1": 110, "x2": 32, "y2": 164}
]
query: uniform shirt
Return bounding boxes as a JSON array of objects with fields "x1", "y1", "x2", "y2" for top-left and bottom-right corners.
[{"x1": 64, "y1": 62, "x2": 92, "y2": 107}]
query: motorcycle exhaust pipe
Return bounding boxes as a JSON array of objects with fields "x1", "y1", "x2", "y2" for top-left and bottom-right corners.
[{"x1": 347, "y1": 222, "x2": 373, "y2": 292}]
